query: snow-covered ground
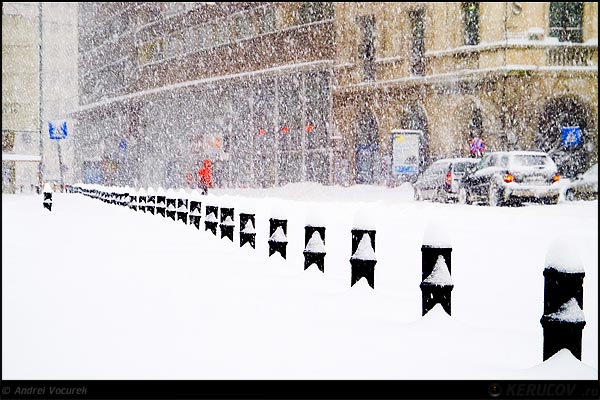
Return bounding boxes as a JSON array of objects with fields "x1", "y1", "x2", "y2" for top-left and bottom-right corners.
[{"x1": 2, "y1": 182, "x2": 597, "y2": 380}]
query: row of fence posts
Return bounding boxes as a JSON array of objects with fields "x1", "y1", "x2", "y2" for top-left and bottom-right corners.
[{"x1": 63, "y1": 185, "x2": 587, "y2": 362}]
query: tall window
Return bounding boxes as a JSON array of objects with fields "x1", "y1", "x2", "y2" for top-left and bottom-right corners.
[
  {"x1": 359, "y1": 15, "x2": 376, "y2": 81},
  {"x1": 463, "y1": 2, "x2": 479, "y2": 46},
  {"x1": 468, "y1": 108, "x2": 483, "y2": 140},
  {"x1": 410, "y1": 9, "x2": 425, "y2": 76},
  {"x1": 549, "y1": 2, "x2": 583, "y2": 43}
]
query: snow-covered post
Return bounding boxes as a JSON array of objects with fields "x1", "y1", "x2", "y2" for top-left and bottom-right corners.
[
  {"x1": 109, "y1": 188, "x2": 117, "y2": 205},
  {"x1": 176, "y1": 189, "x2": 189, "y2": 225},
  {"x1": 188, "y1": 193, "x2": 202, "y2": 230},
  {"x1": 350, "y1": 229, "x2": 376, "y2": 288},
  {"x1": 540, "y1": 241, "x2": 586, "y2": 361},
  {"x1": 129, "y1": 189, "x2": 138, "y2": 211},
  {"x1": 155, "y1": 187, "x2": 166, "y2": 217},
  {"x1": 268, "y1": 218, "x2": 288, "y2": 259},
  {"x1": 146, "y1": 187, "x2": 156, "y2": 215},
  {"x1": 42, "y1": 183, "x2": 52, "y2": 211},
  {"x1": 303, "y1": 226, "x2": 326, "y2": 272},
  {"x1": 219, "y1": 207, "x2": 235, "y2": 241},
  {"x1": 239, "y1": 213, "x2": 256, "y2": 248},
  {"x1": 118, "y1": 187, "x2": 129, "y2": 207},
  {"x1": 420, "y1": 223, "x2": 453, "y2": 316},
  {"x1": 165, "y1": 188, "x2": 177, "y2": 220},
  {"x1": 204, "y1": 205, "x2": 219, "y2": 235},
  {"x1": 176, "y1": 204, "x2": 188, "y2": 225},
  {"x1": 138, "y1": 188, "x2": 147, "y2": 212}
]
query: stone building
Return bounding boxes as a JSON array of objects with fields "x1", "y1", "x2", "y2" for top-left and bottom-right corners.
[{"x1": 72, "y1": 2, "x2": 598, "y2": 188}]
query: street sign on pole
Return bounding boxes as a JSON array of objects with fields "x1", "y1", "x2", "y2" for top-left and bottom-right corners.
[
  {"x1": 49, "y1": 120, "x2": 67, "y2": 140},
  {"x1": 561, "y1": 126, "x2": 581, "y2": 147}
]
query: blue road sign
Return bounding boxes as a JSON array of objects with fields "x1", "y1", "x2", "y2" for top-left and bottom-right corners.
[
  {"x1": 49, "y1": 121, "x2": 68, "y2": 140},
  {"x1": 561, "y1": 126, "x2": 581, "y2": 147}
]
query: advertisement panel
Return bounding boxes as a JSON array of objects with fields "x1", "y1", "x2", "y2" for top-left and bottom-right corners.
[{"x1": 391, "y1": 129, "x2": 422, "y2": 181}]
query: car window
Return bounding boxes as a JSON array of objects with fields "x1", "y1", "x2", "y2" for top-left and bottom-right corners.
[
  {"x1": 499, "y1": 156, "x2": 509, "y2": 168},
  {"x1": 483, "y1": 155, "x2": 496, "y2": 168},
  {"x1": 453, "y1": 161, "x2": 476, "y2": 173},
  {"x1": 511, "y1": 154, "x2": 549, "y2": 167}
]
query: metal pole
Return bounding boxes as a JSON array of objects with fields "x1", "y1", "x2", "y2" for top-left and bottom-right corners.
[
  {"x1": 37, "y1": 2, "x2": 44, "y2": 190},
  {"x1": 57, "y1": 140, "x2": 64, "y2": 191}
]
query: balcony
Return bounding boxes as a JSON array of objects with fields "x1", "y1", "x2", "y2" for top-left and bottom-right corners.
[
  {"x1": 424, "y1": 40, "x2": 598, "y2": 76},
  {"x1": 546, "y1": 45, "x2": 596, "y2": 66}
]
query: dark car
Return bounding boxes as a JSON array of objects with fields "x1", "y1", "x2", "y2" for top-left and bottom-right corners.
[
  {"x1": 458, "y1": 151, "x2": 561, "y2": 206},
  {"x1": 563, "y1": 163, "x2": 598, "y2": 201},
  {"x1": 413, "y1": 157, "x2": 481, "y2": 203}
]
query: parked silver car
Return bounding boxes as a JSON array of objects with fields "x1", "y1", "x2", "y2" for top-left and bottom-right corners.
[
  {"x1": 413, "y1": 157, "x2": 481, "y2": 203},
  {"x1": 458, "y1": 151, "x2": 561, "y2": 206}
]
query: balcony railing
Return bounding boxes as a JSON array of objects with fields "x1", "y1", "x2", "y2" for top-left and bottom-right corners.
[{"x1": 546, "y1": 45, "x2": 596, "y2": 66}]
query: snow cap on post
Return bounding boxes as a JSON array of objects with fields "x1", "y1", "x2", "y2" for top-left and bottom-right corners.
[
  {"x1": 156, "y1": 186, "x2": 166, "y2": 196},
  {"x1": 176, "y1": 188, "x2": 189, "y2": 200},
  {"x1": 270, "y1": 201, "x2": 288, "y2": 220},
  {"x1": 166, "y1": 188, "x2": 176, "y2": 197},
  {"x1": 544, "y1": 238, "x2": 584, "y2": 273},
  {"x1": 352, "y1": 207, "x2": 376, "y2": 230},
  {"x1": 237, "y1": 198, "x2": 256, "y2": 215},
  {"x1": 43, "y1": 183, "x2": 53, "y2": 193},
  {"x1": 422, "y1": 221, "x2": 452, "y2": 248},
  {"x1": 305, "y1": 203, "x2": 327, "y2": 227}
]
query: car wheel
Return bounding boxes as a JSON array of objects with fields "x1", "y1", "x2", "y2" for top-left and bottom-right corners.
[
  {"x1": 565, "y1": 189, "x2": 574, "y2": 202},
  {"x1": 436, "y1": 189, "x2": 447, "y2": 203},
  {"x1": 543, "y1": 195, "x2": 560, "y2": 205},
  {"x1": 414, "y1": 187, "x2": 422, "y2": 201},
  {"x1": 488, "y1": 181, "x2": 502, "y2": 207},
  {"x1": 458, "y1": 187, "x2": 471, "y2": 205}
]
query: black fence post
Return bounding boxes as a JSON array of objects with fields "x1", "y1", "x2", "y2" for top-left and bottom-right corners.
[
  {"x1": 205, "y1": 205, "x2": 218, "y2": 235},
  {"x1": 156, "y1": 189, "x2": 166, "y2": 217},
  {"x1": 239, "y1": 213, "x2": 256, "y2": 248},
  {"x1": 350, "y1": 229, "x2": 376, "y2": 288},
  {"x1": 166, "y1": 195, "x2": 177, "y2": 220},
  {"x1": 420, "y1": 243, "x2": 453, "y2": 316},
  {"x1": 146, "y1": 188, "x2": 156, "y2": 215},
  {"x1": 138, "y1": 189, "x2": 147, "y2": 212},
  {"x1": 189, "y1": 200, "x2": 202, "y2": 230},
  {"x1": 268, "y1": 218, "x2": 288, "y2": 259},
  {"x1": 42, "y1": 184, "x2": 52, "y2": 211},
  {"x1": 176, "y1": 201, "x2": 189, "y2": 225},
  {"x1": 540, "y1": 263, "x2": 586, "y2": 361},
  {"x1": 130, "y1": 194, "x2": 138, "y2": 211},
  {"x1": 220, "y1": 207, "x2": 235, "y2": 241},
  {"x1": 303, "y1": 226, "x2": 326, "y2": 272},
  {"x1": 420, "y1": 255, "x2": 454, "y2": 316}
]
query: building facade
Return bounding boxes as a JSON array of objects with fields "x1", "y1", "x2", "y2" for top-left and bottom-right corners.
[
  {"x1": 2, "y1": 2, "x2": 78, "y2": 193},
  {"x1": 73, "y1": 2, "x2": 598, "y2": 189}
]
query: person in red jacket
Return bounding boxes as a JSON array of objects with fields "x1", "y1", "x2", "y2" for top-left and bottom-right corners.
[{"x1": 198, "y1": 159, "x2": 213, "y2": 195}]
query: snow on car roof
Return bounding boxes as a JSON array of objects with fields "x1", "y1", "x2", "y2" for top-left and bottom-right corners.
[{"x1": 433, "y1": 157, "x2": 480, "y2": 164}]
